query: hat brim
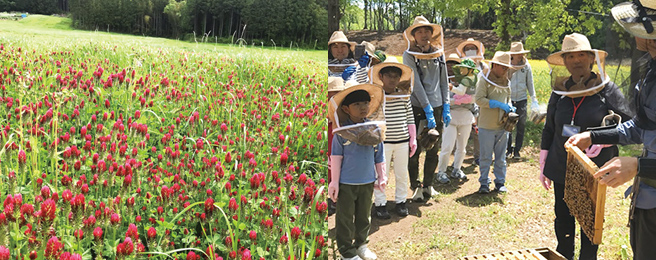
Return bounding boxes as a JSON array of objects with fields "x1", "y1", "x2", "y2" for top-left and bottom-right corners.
[
  {"x1": 328, "y1": 40, "x2": 357, "y2": 53},
  {"x1": 370, "y1": 63, "x2": 413, "y2": 87},
  {"x1": 507, "y1": 50, "x2": 530, "y2": 54},
  {"x1": 546, "y1": 49, "x2": 608, "y2": 66},
  {"x1": 327, "y1": 84, "x2": 385, "y2": 126},
  {"x1": 612, "y1": 2, "x2": 656, "y2": 40}
]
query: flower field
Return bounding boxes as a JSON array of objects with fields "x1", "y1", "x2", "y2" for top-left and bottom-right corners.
[{"x1": 0, "y1": 16, "x2": 327, "y2": 260}]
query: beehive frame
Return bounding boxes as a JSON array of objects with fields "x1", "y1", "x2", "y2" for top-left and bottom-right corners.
[{"x1": 563, "y1": 143, "x2": 607, "y2": 245}]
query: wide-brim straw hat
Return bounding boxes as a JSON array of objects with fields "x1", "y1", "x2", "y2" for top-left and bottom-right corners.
[
  {"x1": 456, "y1": 38, "x2": 485, "y2": 59},
  {"x1": 546, "y1": 33, "x2": 608, "y2": 65},
  {"x1": 327, "y1": 83, "x2": 385, "y2": 127},
  {"x1": 328, "y1": 31, "x2": 356, "y2": 51},
  {"x1": 446, "y1": 53, "x2": 461, "y2": 63},
  {"x1": 507, "y1": 42, "x2": 530, "y2": 54},
  {"x1": 328, "y1": 77, "x2": 345, "y2": 93},
  {"x1": 403, "y1": 16, "x2": 444, "y2": 59},
  {"x1": 488, "y1": 51, "x2": 513, "y2": 68},
  {"x1": 370, "y1": 57, "x2": 414, "y2": 97},
  {"x1": 612, "y1": 1, "x2": 656, "y2": 39}
]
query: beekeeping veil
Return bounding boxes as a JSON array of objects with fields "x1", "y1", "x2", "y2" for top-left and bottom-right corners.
[
  {"x1": 403, "y1": 16, "x2": 444, "y2": 59},
  {"x1": 546, "y1": 33, "x2": 609, "y2": 98},
  {"x1": 369, "y1": 56, "x2": 414, "y2": 100},
  {"x1": 327, "y1": 84, "x2": 386, "y2": 146}
]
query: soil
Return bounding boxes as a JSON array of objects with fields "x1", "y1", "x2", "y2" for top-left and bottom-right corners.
[{"x1": 344, "y1": 29, "x2": 501, "y2": 57}]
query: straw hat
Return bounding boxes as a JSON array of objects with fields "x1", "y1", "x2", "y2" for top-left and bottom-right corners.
[
  {"x1": 488, "y1": 51, "x2": 513, "y2": 68},
  {"x1": 328, "y1": 31, "x2": 356, "y2": 51},
  {"x1": 446, "y1": 53, "x2": 461, "y2": 63},
  {"x1": 370, "y1": 58, "x2": 412, "y2": 87},
  {"x1": 403, "y1": 16, "x2": 444, "y2": 59},
  {"x1": 327, "y1": 84, "x2": 385, "y2": 126},
  {"x1": 456, "y1": 38, "x2": 485, "y2": 58},
  {"x1": 612, "y1": 1, "x2": 656, "y2": 39},
  {"x1": 546, "y1": 33, "x2": 607, "y2": 66},
  {"x1": 361, "y1": 41, "x2": 376, "y2": 56},
  {"x1": 507, "y1": 42, "x2": 530, "y2": 54},
  {"x1": 328, "y1": 77, "x2": 345, "y2": 93}
]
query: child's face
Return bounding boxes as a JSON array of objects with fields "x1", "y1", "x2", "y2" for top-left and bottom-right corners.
[
  {"x1": 342, "y1": 101, "x2": 370, "y2": 122},
  {"x1": 380, "y1": 72, "x2": 401, "y2": 93},
  {"x1": 330, "y1": 43, "x2": 350, "y2": 61}
]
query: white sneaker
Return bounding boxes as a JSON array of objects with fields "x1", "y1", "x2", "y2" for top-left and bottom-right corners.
[
  {"x1": 342, "y1": 256, "x2": 363, "y2": 260},
  {"x1": 411, "y1": 188, "x2": 424, "y2": 202},
  {"x1": 436, "y1": 172, "x2": 450, "y2": 184},
  {"x1": 423, "y1": 186, "x2": 439, "y2": 197},
  {"x1": 356, "y1": 245, "x2": 377, "y2": 260},
  {"x1": 450, "y1": 169, "x2": 467, "y2": 180}
]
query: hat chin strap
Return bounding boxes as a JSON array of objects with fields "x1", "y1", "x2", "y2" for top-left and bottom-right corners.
[{"x1": 635, "y1": 0, "x2": 655, "y2": 33}]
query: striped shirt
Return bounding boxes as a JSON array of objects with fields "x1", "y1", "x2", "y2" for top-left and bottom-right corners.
[
  {"x1": 384, "y1": 97, "x2": 415, "y2": 143},
  {"x1": 328, "y1": 58, "x2": 369, "y2": 83}
]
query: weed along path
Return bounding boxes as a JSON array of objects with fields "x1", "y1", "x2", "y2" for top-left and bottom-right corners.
[{"x1": 328, "y1": 147, "x2": 634, "y2": 259}]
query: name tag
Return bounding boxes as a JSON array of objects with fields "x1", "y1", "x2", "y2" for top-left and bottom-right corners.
[{"x1": 562, "y1": 124, "x2": 581, "y2": 137}]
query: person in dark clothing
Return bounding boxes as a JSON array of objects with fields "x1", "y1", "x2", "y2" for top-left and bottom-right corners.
[
  {"x1": 566, "y1": 1, "x2": 656, "y2": 259},
  {"x1": 539, "y1": 33, "x2": 633, "y2": 260}
]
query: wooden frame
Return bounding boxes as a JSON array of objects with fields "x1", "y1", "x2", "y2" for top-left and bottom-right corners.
[
  {"x1": 563, "y1": 143, "x2": 607, "y2": 245},
  {"x1": 460, "y1": 247, "x2": 566, "y2": 260}
]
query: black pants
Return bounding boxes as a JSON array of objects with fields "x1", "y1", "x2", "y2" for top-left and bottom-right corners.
[
  {"x1": 507, "y1": 99, "x2": 527, "y2": 154},
  {"x1": 630, "y1": 207, "x2": 656, "y2": 259},
  {"x1": 554, "y1": 182, "x2": 598, "y2": 260},
  {"x1": 408, "y1": 106, "x2": 443, "y2": 190}
]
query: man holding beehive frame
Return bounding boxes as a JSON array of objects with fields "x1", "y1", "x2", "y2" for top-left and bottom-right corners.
[{"x1": 568, "y1": 0, "x2": 656, "y2": 258}]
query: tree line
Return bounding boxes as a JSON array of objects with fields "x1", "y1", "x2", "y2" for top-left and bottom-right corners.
[
  {"x1": 1, "y1": 0, "x2": 329, "y2": 49},
  {"x1": 332, "y1": 0, "x2": 633, "y2": 57}
]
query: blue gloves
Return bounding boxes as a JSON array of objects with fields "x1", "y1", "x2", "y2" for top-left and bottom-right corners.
[
  {"x1": 489, "y1": 100, "x2": 515, "y2": 113},
  {"x1": 442, "y1": 103, "x2": 451, "y2": 128},
  {"x1": 358, "y1": 53, "x2": 370, "y2": 68},
  {"x1": 423, "y1": 105, "x2": 436, "y2": 129},
  {"x1": 342, "y1": 66, "x2": 356, "y2": 81}
]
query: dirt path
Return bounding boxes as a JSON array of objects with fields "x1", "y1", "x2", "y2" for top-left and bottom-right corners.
[{"x1": 327, "y1": 146, "x2": 633, "y2": 260}]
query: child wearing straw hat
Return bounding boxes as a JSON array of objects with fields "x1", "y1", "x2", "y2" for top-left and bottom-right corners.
[
  {"x1": 370, "y1": 57, "x2": 416, "y2": 218},
  {"x1": 402, "y1": 15, "x2": 452, "y2": 201},
  {"x1": 329, "y1": 84, "x2": 386, "y2": 260},
  {"x1": 539, "y1": 33, "x2": 632, "y2": 260},
  {"x1": 328, "y1": 31, "x2": 370, "y2": 83},
  {"x1": 567, "y1": 2, "x2": 656, "y2": 258},
  {"x1": 506, "y1": 42, "x2": 538, "y2": 159},
  {"x1": 474, "y1": 51, "x2": 515, "y2": 194}
]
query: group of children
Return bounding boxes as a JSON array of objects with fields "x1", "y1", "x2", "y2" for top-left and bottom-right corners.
[{"x1": 327, "y1": 15, "x2": 537, "y2": 260}]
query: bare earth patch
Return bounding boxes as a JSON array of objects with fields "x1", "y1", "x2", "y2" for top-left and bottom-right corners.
[{"x1": 328, "y1": 146, "x2": 633, "y2": 260}]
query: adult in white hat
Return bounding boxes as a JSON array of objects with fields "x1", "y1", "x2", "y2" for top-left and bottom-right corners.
[
  {"x1": 401, "y1": 15, "x2": 451, "y2": 202},
  {"x1": 328, "y1": 31, "x2": 370, "y2": 83},
  {"x1": 539, "y1": 33, "x2": 633, "y2": 260},
  {"x1": 506, "y1": 42, "x2": 537, "y2": 159},
  {"x1": 567, "y1": 1, "x2": 656, "y2": 258},
  {"x1": 474, "y1": 51, "x2": 516, "y2": 194}
]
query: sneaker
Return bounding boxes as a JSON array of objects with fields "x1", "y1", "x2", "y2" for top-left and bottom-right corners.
[
  {"x1": 374, "y1": 205, "x2": 391, "y2": 219},
  {"x1": 395, "y1": 202, "x2": 408, "y2": 217},
  {"x1": 513, "y1": 151, "x2": 521, "y2": 159},
  {"x1": 478, "y1": 185, "x2": 490, "y2": 194},
  {"x1": 450, "y1": 169, "x2": 467, "y2": 180},
  {"x1": 474, "y1": 158, "x2": 480, "y2": 165},
  {"x1": 356, "y1": 245, "x2": 377, "y2": 260},
  {"x1": 495, "y1": 184, "x2": 508, "y2": 193},
  {"x1": 342, "y1": 256, "x2": 363, "y2": 260},
  {"x1": 423, "y1": 186, "x2": 439, "y2": 198},
  {"x1": 506, "y1": 150, "x2": 513, "y2": 158},
  {"x1": 411, "y1": 188, "x2": 424, "y2": 202},
  {"x1": 436, "y1": 172, "x2": 450, "y2": 184}
]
